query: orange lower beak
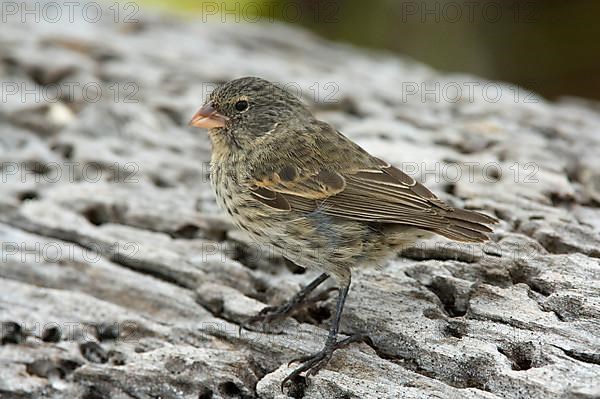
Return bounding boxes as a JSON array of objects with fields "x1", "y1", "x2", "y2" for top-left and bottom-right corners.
[{"x1": 189, "y1": 102, "x2": 229, "y2": 128}]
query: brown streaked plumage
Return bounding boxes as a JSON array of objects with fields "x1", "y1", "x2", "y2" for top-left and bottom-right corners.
[{"x1": 190, "y1": 76, "x2": 497, "y2": 390}]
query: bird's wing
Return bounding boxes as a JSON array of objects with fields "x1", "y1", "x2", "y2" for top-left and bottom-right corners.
[{"x1": 245, "y1": 126, "x2": 497, "y2": 242}]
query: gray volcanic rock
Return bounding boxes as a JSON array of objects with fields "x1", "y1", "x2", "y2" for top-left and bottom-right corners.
[{"x1": 1, "y1": 2, "x2": 599, "y2": 398}]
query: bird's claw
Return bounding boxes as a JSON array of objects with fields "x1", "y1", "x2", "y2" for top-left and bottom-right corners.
[
  {"x1": 238, "y1": 287, "x2": 338, "y2": 335},
  {"x1": 238, "y1": 304, "x2": 290, "y2": 335},
  {"x1": 280, "y1": 334, "x2": 371, "y2": 392},
  {"x1": 281, "y1": 348, "x2": 332, "y2": 391}
]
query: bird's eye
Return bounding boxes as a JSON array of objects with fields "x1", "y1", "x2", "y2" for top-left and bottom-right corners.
[{"x1": 234, "y1": 100, "x2": 249, "y2": 112}]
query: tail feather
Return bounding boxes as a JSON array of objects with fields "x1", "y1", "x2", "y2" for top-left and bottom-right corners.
[
  {"x1": 445, "y1": 216, "x2": 493, "y2": 233},
  {"x1": 436, "y1": 225, "x2": 489, "y2": 242},
  {"x1": 446, "y1": 208, "x2": 498, "y2": 225},
  {"x1": 434, "y1": 208, "x2": 498, "y2": 243}
]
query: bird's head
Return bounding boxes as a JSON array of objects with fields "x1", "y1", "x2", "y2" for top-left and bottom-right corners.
[{"x1": 189, "y1": 76, "x2": 312, "y2": 150}]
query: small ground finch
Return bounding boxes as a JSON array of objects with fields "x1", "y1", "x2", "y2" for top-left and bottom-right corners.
[{"x1": 190, "y1": 76, "x2": 497, "y2": 389}]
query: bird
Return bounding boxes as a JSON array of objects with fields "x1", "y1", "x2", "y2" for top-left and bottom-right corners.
[{"x1": 189, "y1": 76, "x2": 497, "y2": 389}]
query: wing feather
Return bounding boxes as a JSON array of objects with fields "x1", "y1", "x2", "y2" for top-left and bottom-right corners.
[{"x1": 244, "y1": 126, "x2": 497, "y2": 242}]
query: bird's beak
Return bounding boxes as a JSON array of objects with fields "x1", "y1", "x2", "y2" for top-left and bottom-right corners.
[{"x1": 189, "y1": 102, "x2": 229, "y2": 128}]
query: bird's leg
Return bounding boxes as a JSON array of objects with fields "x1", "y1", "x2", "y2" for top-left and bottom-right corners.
[
  {"x1": 281, "y1": 279, "x2": 371, "y2": 390},
  {"x1": 241, "y1": 273, "x2": 331, "y2": 331}
]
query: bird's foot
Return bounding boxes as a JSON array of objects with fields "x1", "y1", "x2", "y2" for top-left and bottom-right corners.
[
  {"x1": 239, "y1": 287, "x2": 337, "y2": 334},
  {"x1": 281, "y1": 334, "x2": 372, "y2": 391},
  {"x1": 240, "y1": 303, "x2": 293, "y2": 333}
]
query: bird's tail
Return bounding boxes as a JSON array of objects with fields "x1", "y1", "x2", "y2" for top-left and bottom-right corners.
[{"x1": 433, "y1": 208, "x2": 498, "y2": 243}]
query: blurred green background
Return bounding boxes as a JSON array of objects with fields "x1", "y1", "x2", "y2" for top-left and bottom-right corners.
[{"x1": 138, "y1": 0, "x2": 600, "y2": 101}]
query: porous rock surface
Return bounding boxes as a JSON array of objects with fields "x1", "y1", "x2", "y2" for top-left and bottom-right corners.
[{"x1": 1, "y1": 3, "x2": 600, "y2": 399}]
